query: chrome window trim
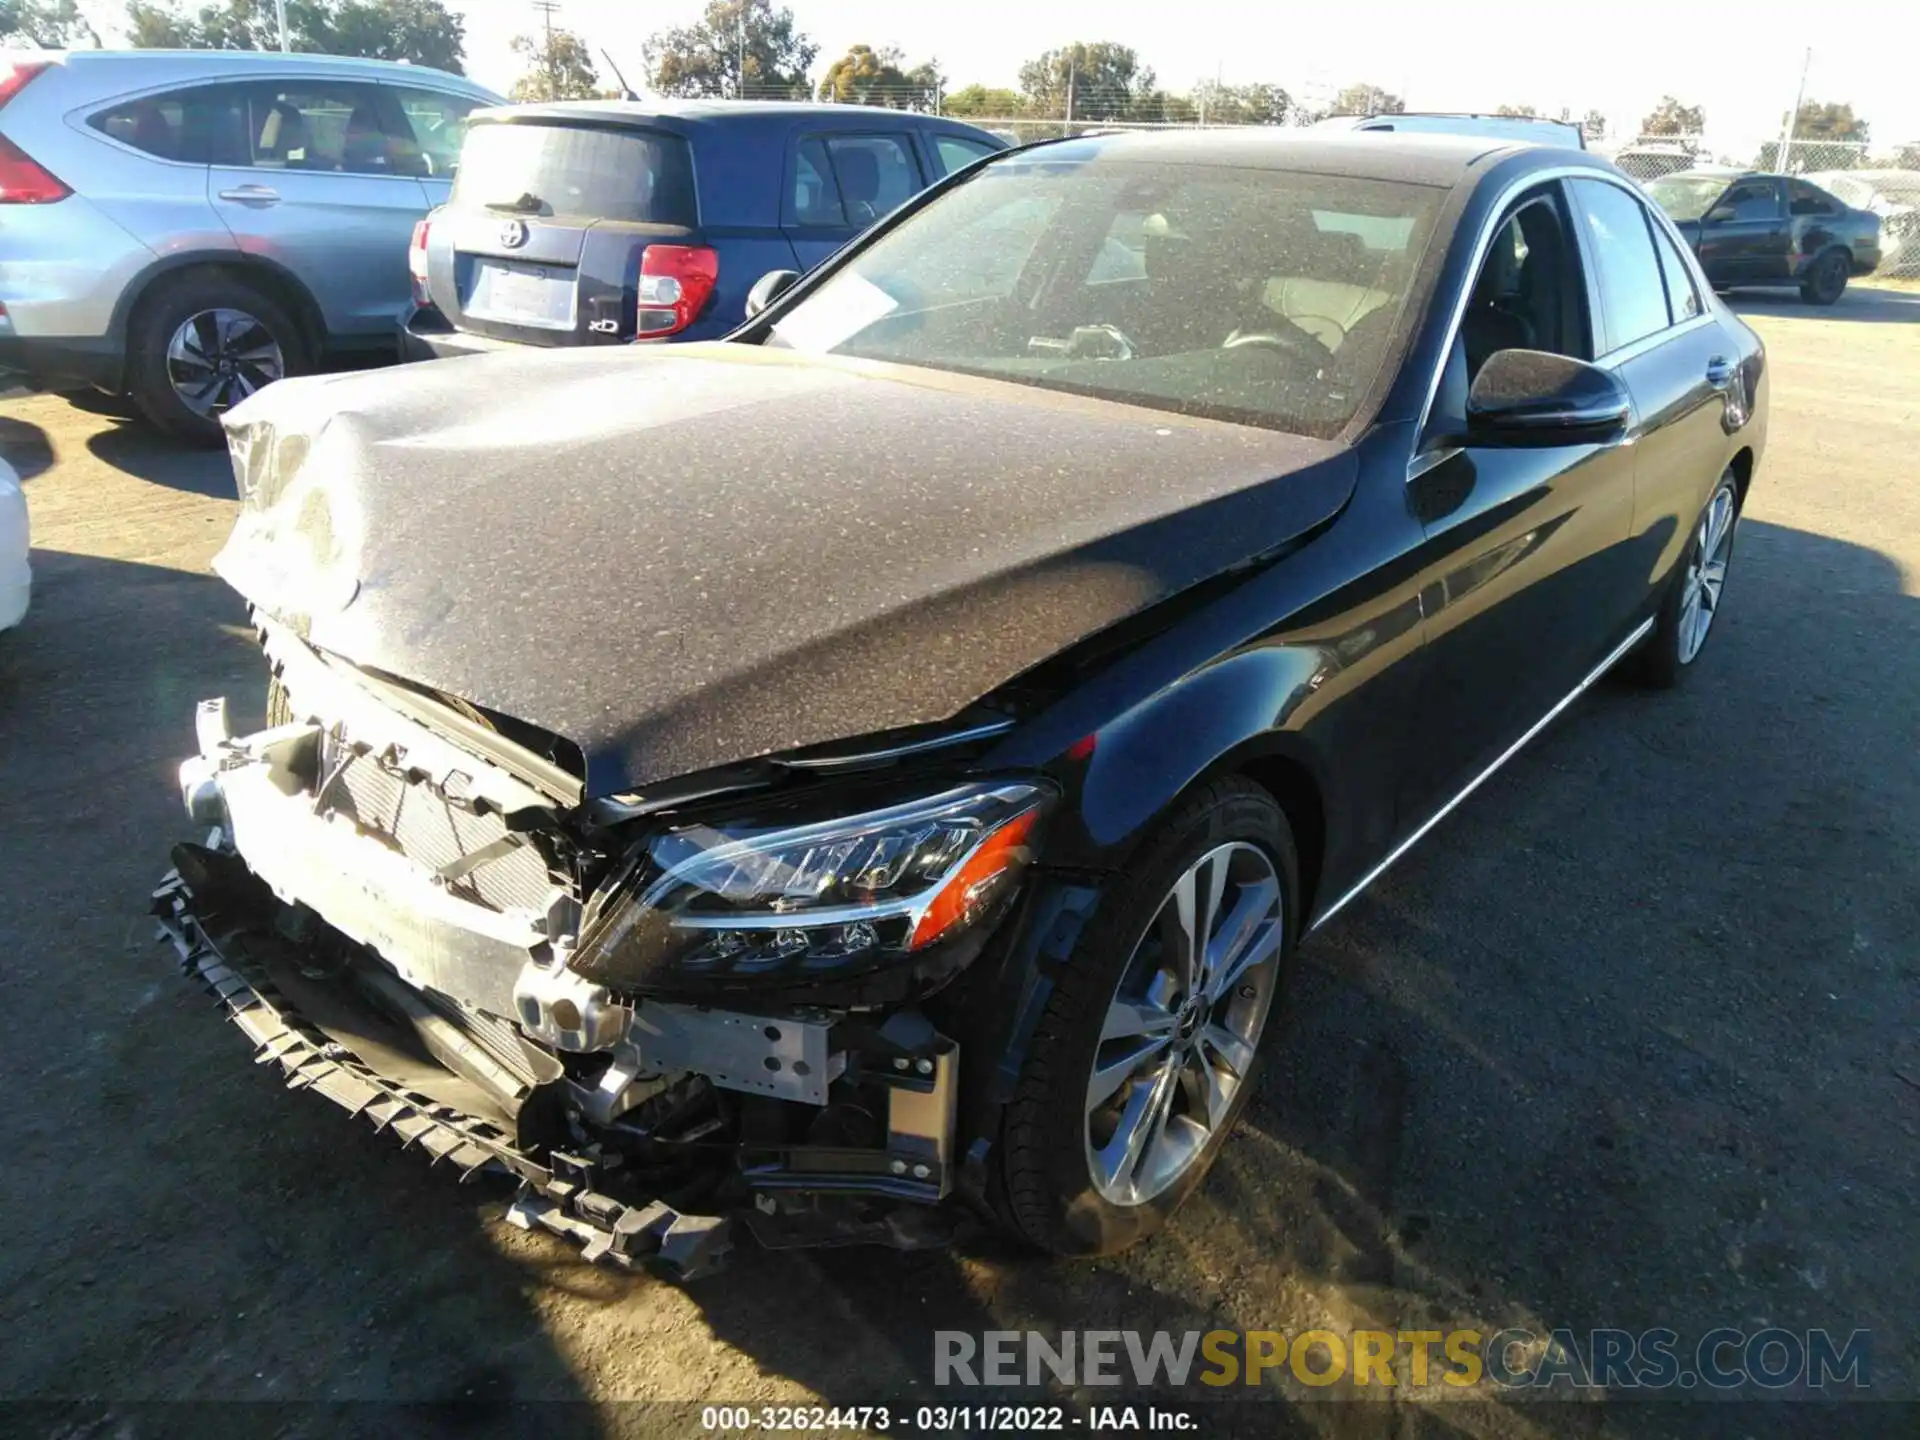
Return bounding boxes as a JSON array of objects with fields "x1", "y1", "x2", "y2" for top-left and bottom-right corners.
[
  {"x1": 1412, "y1": 164, "x2": 1712, "y2": 451},
  {"x1": 1311, "y1": 614, "x2": 1656, "y2": 930}
]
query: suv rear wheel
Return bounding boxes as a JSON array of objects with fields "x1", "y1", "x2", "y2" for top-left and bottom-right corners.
[{"x1": 127, "y1": 274, "x2": 308, "y2": 444}]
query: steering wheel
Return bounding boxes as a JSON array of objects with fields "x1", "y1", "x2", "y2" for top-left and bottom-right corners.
[{"x1": 1221, "y1": 325, "x2": 1334, "y2": 365}]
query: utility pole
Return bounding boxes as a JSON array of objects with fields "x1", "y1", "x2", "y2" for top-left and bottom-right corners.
[
  {"x1": 737, "y1": 4, "x2": 747, "y2": 99},
  {"x1": 1064, "y1": 50, "x2": 1075, "y2": 132},
  {"x1": 1778, "y1": 46, "x2": 1811, "y2": 173},
  {"x1": 274, "y1": 0, "x2": 288, "y2": 51},
  {"x1": 531, "y1": 0, "x2": 561, "y2": 100}
]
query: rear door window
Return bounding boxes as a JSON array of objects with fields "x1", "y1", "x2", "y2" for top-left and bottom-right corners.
[
  {"x1": 451, "y1": 121, "x2": 697, "y2": 224},
  {"x1": 235, "y1": 80, "x2": 423, "y2": 176},
  {"x1": 1787, "y1": 179, "x2": 1840, "y2": 216},
  {"x1": 792, "y1": 137, "x2": 844, "y2": 226},
  {"x1": 933, "y1": 134, "x2": 998, "y2": 176},
  {"x1": 1568, "y1": 178, "x2": 1670, "y2": 352},
  {"x1": 1649, "y1": 219, "x2": 1701, "y2": 323},
  {"x1": 1719, "y1": 178, "x2": 1783, "y2": 222},
  {"x1": 823, "y1": 134, "x2": 923, "y2": 223}
]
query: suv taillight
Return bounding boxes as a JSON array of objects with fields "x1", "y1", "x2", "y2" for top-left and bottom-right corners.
[
  {"x1": 408, "y1": 219, "x2": 432, "y2": 306},
  {"x1": 634, "y1": 245, "x2": 718, "y2": 340},
  {"x1": 0, "y1": 135, "x2": 68, "y2": 204},
  {"x1": 0, "y1": 61, "x2": 50, "y2": 110}
]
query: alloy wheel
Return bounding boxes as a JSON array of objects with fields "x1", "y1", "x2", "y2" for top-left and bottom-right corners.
[
  {"x1": 165, "y1": 309, "x2": 285, "y2": 417},
  {"x1": 1084, "y1": 841, "x2": 1284, "y2": 1207},
  {"x1": 1678, "y1": 482, "x2": 1737, "y2": 664}
]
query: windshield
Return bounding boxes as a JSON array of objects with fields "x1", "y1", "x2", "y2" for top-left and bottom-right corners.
[
  {"x1": 452, "y1": 120, "x2": 696, "y2": 224},
  {"x1": 1644, "y1": 174, "x2": 1732, "y2": 222},
  {"x1": 765, "y1": 155, "x2": 1443, "y2": 437}
]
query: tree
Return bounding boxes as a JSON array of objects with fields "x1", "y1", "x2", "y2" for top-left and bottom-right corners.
[
  {"x1": 1640, "y1": 95, "x2": 1705, "y2": 137},
  {"x1": 509, "y1": 25, "x2": 597, "y2": 101},
  {"x1": 1788, "y1": 98, "x2": 1870, "y2": 148},
  {"x1": 1581, "y1": 109, "x2": 1607, "y2": 143},
  {"x1": 1016, "y1": 42, "x2": 1154, "y2": 122},
  {"x1": 122, "y1": 0, "x2": 464, "y2": 71},
  {"x1": 816, "y1": 43, "x2": 938, "y2": 109},
  {"x1": 1494, "y1": 103, "x2": 1537, "y2": 118},
  {"x1": 1331, "y1": 82, "x2": 1403, "y2": 117},
  {"x1": 941, "y1": 83, "x2": 1022, "y2": 118},
  {"x1": 1197, "y1": 81, "x2": 1292, "y2": 126},
  {"x1": 311, "y1": 0, "x2": 463, "y2": 73},
  {"x1": 2, "y1": 0, "x2": 100, "y2": 46},
  {"x1": 645, "y1": 0, "x2": 817, "y2": 100}
]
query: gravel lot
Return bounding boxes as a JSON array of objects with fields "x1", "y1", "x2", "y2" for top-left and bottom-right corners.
[{"x1": 1, "y1": 288, "x2": 1915, "y2": 1438}]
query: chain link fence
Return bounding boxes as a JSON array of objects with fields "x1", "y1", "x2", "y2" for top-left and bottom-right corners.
[{"x1": 730, "y1": 83, "x2": 1920, "y2": 281}]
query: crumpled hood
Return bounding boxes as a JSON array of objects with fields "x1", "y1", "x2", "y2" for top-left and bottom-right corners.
[{"x1": 217, "y1": 343, "x2": 1353, "y2": 795}]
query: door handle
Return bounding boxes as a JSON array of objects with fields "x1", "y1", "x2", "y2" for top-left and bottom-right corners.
[
  {"x1": 217, "y1": 185, "x2": 281, "y2": 205},
  {"x1": 1705, "y1": 356, "x2": 1735, "y2": 389}
]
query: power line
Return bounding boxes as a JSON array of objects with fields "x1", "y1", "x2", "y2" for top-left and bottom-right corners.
[{"x1": 530, "y1": 0, "x2": 561, "y2": 100}]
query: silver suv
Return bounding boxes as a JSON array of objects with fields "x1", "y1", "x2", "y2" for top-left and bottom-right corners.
[{"x1": 0, "y1": 50, "x2": 499, "y2": 441}]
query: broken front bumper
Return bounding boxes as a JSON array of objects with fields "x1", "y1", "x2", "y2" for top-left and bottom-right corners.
[
  {"x1": 154, "y1": 869, "x2": 736, "y2": 1278},
  {"x1": 161, "y1": 684, "x2": 969, "y2": 1276}
]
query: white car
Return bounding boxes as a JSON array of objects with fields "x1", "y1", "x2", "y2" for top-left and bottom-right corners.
[{"x1": 0, "y1": 458, "x2": 29, "y2": 633}]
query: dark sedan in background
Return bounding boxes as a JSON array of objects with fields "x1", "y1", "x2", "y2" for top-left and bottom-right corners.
[
  {"x1": 401, "y1": 99, "x2": 1004, "y2": 358},
  {"x1": 1645, "y1": 168, "x2": 1882, "y2": 303},
  {"x1": 161, "y1": 132, "x2": 1766, "y2": 1275}
]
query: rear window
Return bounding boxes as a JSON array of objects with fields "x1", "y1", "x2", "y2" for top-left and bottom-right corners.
[{"x1": 452, "y1": 120, "x2": 696, "y2": 224}]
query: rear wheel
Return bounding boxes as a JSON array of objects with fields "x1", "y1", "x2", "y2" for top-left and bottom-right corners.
[
  {"x1": 1800, "y1": 249, "x2": 1849, "y2": 305},
  {"x1": 127, "y1": 274, "x2": 308, "y2": 444},
  {"x1": 998, "y1": 777, "x2": 1297, "y2": 1256},
  {"x1": 1632, "y1": 470, "x2": 1739, "y2": 689}
]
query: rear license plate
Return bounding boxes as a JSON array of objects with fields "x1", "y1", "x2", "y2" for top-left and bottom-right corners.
[{"x1": 465, "y1": 258, "x2": 576, "y2": 330}]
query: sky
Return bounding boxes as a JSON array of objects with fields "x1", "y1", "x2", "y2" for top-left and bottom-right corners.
[{"x1": 448, "y1": 0, "x2": 1920, "y2": 150}]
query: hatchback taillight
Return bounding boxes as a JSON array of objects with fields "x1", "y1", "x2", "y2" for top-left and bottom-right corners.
[
  {"x1": 0, "y1": 135, "x2": 68, "y2": 204},
  {"x1": 634, "y1": 245, "x2": 719, "y2": 340},
  {"x1": 408, "y1": 219, "x2": 432, "y2": 306},
  {"x1": 0, "y1": 61, "x2": 50, "y2": 110}
]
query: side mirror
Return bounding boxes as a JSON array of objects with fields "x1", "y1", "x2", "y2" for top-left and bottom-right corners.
[
  {"x1": 1466, "y1": 349, "x2": 1630, "y2": 447},
  {"x1": 1704, "y1": 204, "x2": 1737, "y2": 224},
  {"x1": 745, "y1": 269, "x2": 801, "y2": 319}
]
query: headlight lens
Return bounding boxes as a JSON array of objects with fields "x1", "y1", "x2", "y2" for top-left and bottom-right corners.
[{"x1": 569, "y1": 781, "x2": 1052, "y2": 989}]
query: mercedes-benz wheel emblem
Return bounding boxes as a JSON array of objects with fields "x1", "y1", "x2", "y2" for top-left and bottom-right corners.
[{"x1": 499, "y1": 219, "x2": 529, "y2": 249}]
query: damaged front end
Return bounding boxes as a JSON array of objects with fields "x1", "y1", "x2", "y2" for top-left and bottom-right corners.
[{"x1": 160, "y1": 617, "x2": 1051, "y2": 1279}]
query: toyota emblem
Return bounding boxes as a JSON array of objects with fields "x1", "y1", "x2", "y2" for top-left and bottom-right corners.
[{"x1": 499, "y1": 219, "x2": 529, "y2": 249}]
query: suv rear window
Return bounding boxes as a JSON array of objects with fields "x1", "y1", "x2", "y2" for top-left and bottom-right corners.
[{"x1": 452, "y1": 121, "x2": 696, "y2": 224}]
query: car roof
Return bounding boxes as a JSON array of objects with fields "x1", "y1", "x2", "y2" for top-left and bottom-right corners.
[
  {"x1": 1010, "y1": 128, "x2": 1588, "y2": 187},
  {"x1": 39, "y1": 47, "x2": 495, "y2": 94},
  {"x1": 482, "y1": 98, "x2": 995, "y2": 134}
]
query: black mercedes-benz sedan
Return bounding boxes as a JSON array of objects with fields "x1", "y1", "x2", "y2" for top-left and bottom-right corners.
[
  {"x1": 1645, "y1": 167, "x2": 1883, "y2": 303},
  {"x1": 159, "y1": 131, "x2": 1766, "y2": 1275}
]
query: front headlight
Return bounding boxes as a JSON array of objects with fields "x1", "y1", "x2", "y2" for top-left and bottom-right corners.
[{"x1": 568, "y1": 781, "x2": 1053, "y2": 992}]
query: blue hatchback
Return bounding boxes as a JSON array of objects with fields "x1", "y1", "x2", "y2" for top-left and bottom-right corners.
[{"x1": 401, "y1": 100, "x2": 1005, "y2": 358}]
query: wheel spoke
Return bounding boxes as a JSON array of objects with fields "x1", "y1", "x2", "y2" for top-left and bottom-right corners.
[
  {"x1": 1199, "y1": 1021, "x2": 1255, "y2": 1080},
  {"x1": 1094, "y1": 1055, "x2": 1179, "y2": 1194},
  {"x1": 1086, "y1": 1032, "x2": 1172, "y2": 1110},
  {"x1": 1101, "y1": 998, "x2": 1178, "y2": 1042},
  {"x1": 1168, "y1": 865, "x2": 1203, "y2": 995},
  {"x1": 1204, "y1": 878, "x2": 1282, "y2": 1002},
  {"x1": 1187, "y1": 1044, "x2": 1234, "y2": 1130}
]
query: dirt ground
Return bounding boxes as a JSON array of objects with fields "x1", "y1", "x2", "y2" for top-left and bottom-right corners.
[{"x1": 1, "y1": 287, "x2": 1916, "y2": 1439}]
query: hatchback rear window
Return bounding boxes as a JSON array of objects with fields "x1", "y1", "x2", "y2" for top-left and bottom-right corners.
[{"x1": 453, "y1": 120, "x2": 696, "y2": 225}]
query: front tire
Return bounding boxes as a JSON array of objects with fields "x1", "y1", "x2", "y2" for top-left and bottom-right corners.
[
  {"x1": 998, "y1": 777, "x2": 1298, "y2": 1256},
  {"x1": 1632, "y1": 470, "x2": 1739, "y2": 689},
  {"x1": 1800, "y1": 249, "x2": 1849, "y2": 305},
  {"x1": 127, "y1": 274, "x2": 307, "y2": 444}
]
